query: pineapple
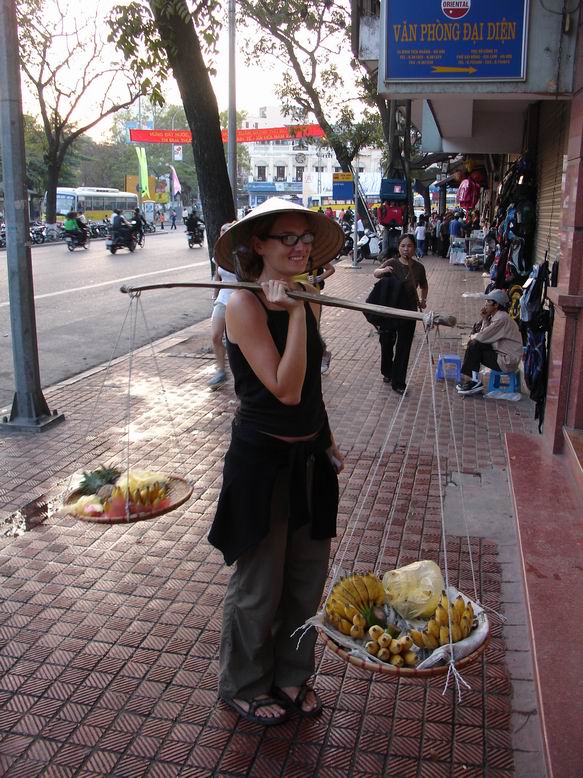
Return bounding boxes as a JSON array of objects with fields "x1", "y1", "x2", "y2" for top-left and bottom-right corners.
[{"x1": 77, "y1": 465, "x2": 121, "y2": 496}]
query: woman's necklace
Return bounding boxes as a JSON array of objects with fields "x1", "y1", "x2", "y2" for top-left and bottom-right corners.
[{"x1": 398, "y1": 257, "x2": 412, "y2": 281}]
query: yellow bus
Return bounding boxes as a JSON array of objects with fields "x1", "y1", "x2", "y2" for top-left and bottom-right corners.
[{"x1": 45, "y1": 187, "x2": 139, "y2": 221}]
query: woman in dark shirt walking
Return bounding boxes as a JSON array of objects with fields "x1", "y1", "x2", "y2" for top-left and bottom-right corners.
[
  {"x1": 209, "y1": 199, "x2": 345, "y2": 726},
  {"x1": 373, "y1": 233, "x2": 429, "y2": 394}
]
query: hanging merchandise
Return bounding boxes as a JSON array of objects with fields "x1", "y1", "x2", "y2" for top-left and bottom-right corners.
[
  {"x1": 521, "y1": 259, "x2": 552, "y2": 432},
  {"x1": 457, "y1": 177, "x2": 481, "y2": 210},
  {"x1": 469, "y1": 170, "x2": 487, "y2": 188}
]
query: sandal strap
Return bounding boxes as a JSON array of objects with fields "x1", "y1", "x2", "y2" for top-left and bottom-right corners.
[
  {"x1": 248, "y1": 696, "x2": 282, "y2": 715},
  {"x1": 295, "y1": 685, "x2": 310, "y2": 705}
]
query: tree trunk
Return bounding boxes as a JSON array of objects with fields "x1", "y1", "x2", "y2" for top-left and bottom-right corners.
[
  {"x1": 44, "y1": 149, "x2": 59, "y2": 225},
  {"x1": 423, "y1": 186, "x2": 431, "y2": 215},
  {"x1": 149, "y1": 0, "x2": 235, "y2": 272}
]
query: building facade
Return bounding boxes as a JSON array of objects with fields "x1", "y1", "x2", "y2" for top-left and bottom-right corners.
[{"x1": 242, "y1": 106, "x2": 383, "y2": 207}]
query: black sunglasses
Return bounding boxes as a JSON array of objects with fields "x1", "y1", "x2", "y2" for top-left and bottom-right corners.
[{"x1": 264, "y1": 232, "x2": 315, "y2": 246}]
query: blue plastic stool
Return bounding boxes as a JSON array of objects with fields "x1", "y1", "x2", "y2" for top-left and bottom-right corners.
[
  {"x1": 435, "y1": 354, "x2": 462, "y2": 382},
  {"x1": 487, "y1": 370, "x2": 521, "y2": 393}
]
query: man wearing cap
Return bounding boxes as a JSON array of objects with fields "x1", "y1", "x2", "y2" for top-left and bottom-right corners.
[{"x1": 457, "y1": 289, "x2": 523, "y2": 395}]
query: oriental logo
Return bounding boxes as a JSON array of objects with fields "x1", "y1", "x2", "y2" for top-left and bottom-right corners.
[{"x1": 441, "y1": 0, "x2": 471, "y2": 20}]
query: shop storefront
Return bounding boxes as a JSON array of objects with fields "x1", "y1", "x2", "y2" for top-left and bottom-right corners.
[{"x1": 352, "y1": 2, "x2": 583, "y2": 773}]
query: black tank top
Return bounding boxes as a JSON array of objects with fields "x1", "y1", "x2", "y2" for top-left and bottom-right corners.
[{"x1": 226, "y1": 293, "x2": 326, "y2": 436}]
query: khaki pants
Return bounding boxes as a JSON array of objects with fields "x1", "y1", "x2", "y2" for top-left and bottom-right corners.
[{"x1": 218, "y1": 467, "x2": 331, "y2": 701}]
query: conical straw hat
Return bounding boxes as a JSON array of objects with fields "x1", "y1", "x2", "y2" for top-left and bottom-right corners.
[{"x1": 214, "y1": 197, "x2": 345, "y2": 272}]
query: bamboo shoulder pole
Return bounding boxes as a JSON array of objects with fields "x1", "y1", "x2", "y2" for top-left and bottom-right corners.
[{"x1": 120, "y1": 281, "x2": 457, "y2": 328}]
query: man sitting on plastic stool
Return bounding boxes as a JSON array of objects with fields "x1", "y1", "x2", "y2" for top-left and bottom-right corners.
[{"x1": 457, "y1": 289, "x2": 523, "y2": 395}]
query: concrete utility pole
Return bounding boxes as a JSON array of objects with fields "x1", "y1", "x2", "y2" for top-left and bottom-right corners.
[
  {"x1": 0, "y1": 0, "x2": 64, "y2": 432},
  {"x1": 352, "y1": 161, "x2": 360, "y2": 269},
  {"x1": 227, "y1": 0, "x2": 237, "y2": 211}
]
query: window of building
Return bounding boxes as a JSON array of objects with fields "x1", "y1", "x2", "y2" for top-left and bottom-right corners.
[
  {"x1": 273, "y1": 140, "x2": 291, "y2": 146},
  {"x1": 333, "y1": 166, "x2": 342, "y2": 172},
  {"x1": 257, "y1": 166, "x2": 267, "y2": 181},
  {"x1": 245, "y1": 122, "x2": 249, "y2": 128},
  {"x1": 259, "y1": 107, "x2": 267, "y2": 118},
  {"x1": 295, "y1": 166, "x2": 304, "y2": 182},
  {"x1": 313, "y1": 165, "x2": 325, "y2": 173},
  {"x1": 254, "y1": 122, "x2": 259, "y2": 129},
  {"x1": 275, "y1": 165, "x2": 286, "y2": 181},
  {"x1": 358, "y1": 166, "x2": 364, "y2": 173}
]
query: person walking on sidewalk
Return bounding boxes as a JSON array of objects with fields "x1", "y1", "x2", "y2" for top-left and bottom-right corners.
[
  {"x1": 372, "y1": 233, "x2": 429, "y2": 395},
  {"x1": 457, "y1": 289, "x2": 523, "y2": 395},
  {"x1": 208, "y1": 222, "x2": 238, "y2": 389},
  {"x1": 170, "y1": 209, "x2": 177, "y2": 229},
  {"x1": 414, "y1": 216, "x2": 426, "y2": 257},
  {"x1": 209, "y1": 198, "x2": 344, "y2": 727}
]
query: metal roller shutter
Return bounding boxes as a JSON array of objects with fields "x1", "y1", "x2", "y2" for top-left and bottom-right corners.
[{"x1": 534, "y1": 101, "x2": 569, "y2": 266}]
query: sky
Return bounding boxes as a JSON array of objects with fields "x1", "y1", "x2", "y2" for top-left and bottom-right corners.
[{"x1": 20, "y1": 0, "x2": 284, "y2": 141}]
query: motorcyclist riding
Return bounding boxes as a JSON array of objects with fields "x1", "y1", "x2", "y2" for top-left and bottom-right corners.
[
  {"x1": 131, "y1": 207, "x2": 147, "y2": 242},
  {"x1": 62, "y1": 211, "x2": 88, "y2": 245},
  {"x1": 112, "y1": 209, "x2": 131, "y2": 241},
  {"x1": 185, "y1": 208, "x2": 203, "y2": 234}
]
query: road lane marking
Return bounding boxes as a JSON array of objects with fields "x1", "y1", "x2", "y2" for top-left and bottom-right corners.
[{"x1": 0, "y1": 262, "x2": 210, "y2": 308}]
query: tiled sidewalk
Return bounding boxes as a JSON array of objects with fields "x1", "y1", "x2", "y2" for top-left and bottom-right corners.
[{"x1": 0, "y1": 258, "x2": 539, "y2": 777}]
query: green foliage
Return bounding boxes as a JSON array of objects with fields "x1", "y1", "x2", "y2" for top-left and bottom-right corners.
[
  {"x1": 107, "y1": 0, "x2": 224, "y2": 104},
  {"x1": 16, "y1": 0, "x2": 144, "y2": 220},
  {"x1": 237, "y1": 0, "x2": 380, "y2": 168}
]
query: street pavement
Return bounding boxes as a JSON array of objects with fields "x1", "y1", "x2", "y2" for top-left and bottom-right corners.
[{"x1": 0, "y1": 256, "x2": 545, "y2": 777}]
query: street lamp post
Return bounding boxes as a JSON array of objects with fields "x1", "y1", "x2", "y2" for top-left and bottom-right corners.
[
  {"x1": 227, "y1": 0, "x2": 237, "y2": 211},
  {"x1": 0, "y1": 0, "x2": 64, "y2": 432}
]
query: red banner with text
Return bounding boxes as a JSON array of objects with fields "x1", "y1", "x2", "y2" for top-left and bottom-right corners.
[{"x1": 129, "y1": 124, "x2": 326, "y2": 144}]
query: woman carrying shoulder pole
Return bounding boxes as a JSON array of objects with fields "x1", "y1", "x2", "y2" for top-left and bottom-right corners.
[{"x1": 209, "y1": 199, "x2": 345, "y2": 727}]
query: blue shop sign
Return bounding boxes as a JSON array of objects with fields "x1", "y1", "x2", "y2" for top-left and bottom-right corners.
[{"x1": 385, "y1": 0, "x2": 529, "y2": 82}]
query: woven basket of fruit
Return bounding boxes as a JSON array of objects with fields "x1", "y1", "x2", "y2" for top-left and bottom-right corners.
[
  {"x1": 312, "y1": 564, "x2": 490, "y2": 677},
  {"x1": 58, "y1": 466, "x2": 192, "y2": 524}
]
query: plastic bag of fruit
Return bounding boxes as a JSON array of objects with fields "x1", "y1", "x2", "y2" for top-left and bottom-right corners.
[{"x1": 382, "y1": 560, "x2": 445, "y2": 620}]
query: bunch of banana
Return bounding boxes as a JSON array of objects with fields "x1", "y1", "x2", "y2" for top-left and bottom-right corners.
[
  {"x1": 365, "y1": 626, "x2": 419, "y2": 668},
  {"x1": 409, "y1": 591, "x2": 475, "y2": 650},
  {"x1": 114, "y1": 470, "x2": 170, "y2": 496},
  {"x1": 102, "y1": 480, "x2": 170, "y2": 518},
  {"x1": 325, "y1": 573, "x2": 386, "y2": 639}
]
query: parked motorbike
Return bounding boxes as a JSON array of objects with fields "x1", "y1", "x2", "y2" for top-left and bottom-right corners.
[
  {"x1": 65, "y1": 230, "x2": 90, "y2": 251},
  {"x1": 339, "y1": 221, "x2": 353, "y2": 255},
  {"x1": 106, "y1": 228, "x2": 137, "y2": 254},
  {"x1": 30, "y1": 222, "x2": 46, "y2": 244},
  {"x1": 144, "y1": 222, "x2": 156, "y2": 234},
  {"x1": 88, "y1": 221, "x2": 108, "y2": 239},
  {"x1": 187, "y1": 222, "x2": 205, "y2": 248},
  {"x1": 356, "y1": 229, "x2": 381, "y2": 262}
]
